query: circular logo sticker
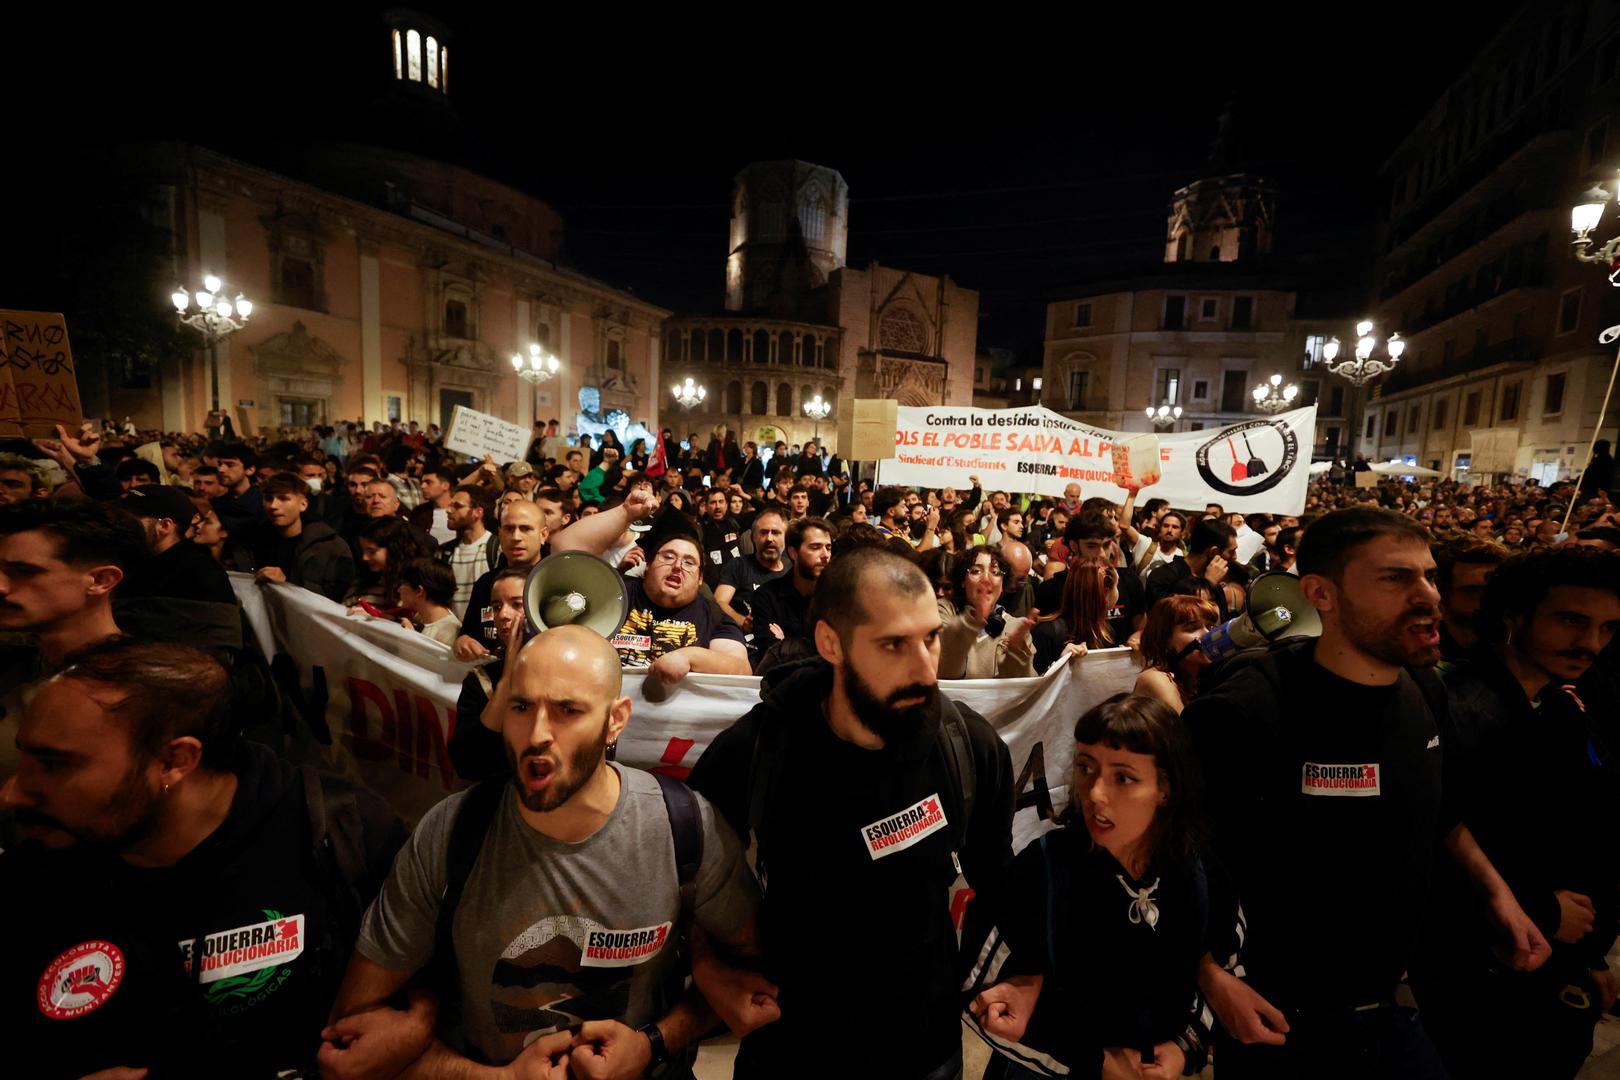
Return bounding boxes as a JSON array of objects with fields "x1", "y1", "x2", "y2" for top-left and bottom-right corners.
[
  {"x1": 1194, "y1": 420, "x2": 1299, "y2": 498},
  {"x1": 37, "y1": 940, "x2": 125, "y2": 1020}
]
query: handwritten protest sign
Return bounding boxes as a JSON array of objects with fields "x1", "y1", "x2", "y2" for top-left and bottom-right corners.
[
  {"x1": 877, "y1": 404, "x2": 1316, "y2": 514},
  {"x1": 443, "y1": 404, "x2": 532, "y2": 463},
  {"x1": 0, "y1": 311, "x2": 83, "y2": 438}
]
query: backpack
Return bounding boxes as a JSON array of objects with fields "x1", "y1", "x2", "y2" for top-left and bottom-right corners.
[
  {"x1": 744, "y1": 691, "x2": 977, "y2": 888},
  {"x1": 429, "y1": 772, "x2": 703, "y2": 1003},
  {"x1": 300, "y1": 765, "x2": 376, "y2": 962}
]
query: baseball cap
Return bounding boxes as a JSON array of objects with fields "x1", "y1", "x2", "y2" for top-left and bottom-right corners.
[
  {"x1": 506, "y1": 462, "x2": 536, "y2": 478},
  {"x1": 120, "y1": 485, "x2": 201, "y2": 525}
]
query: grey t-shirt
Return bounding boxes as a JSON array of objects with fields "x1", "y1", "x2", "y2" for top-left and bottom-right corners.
[{"x1": 357, "y1": 766, "x2": 759, "y2": 1064}]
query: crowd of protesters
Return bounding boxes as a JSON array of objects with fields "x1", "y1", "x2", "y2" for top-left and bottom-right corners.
[{"x1": 0, "y1": 411, "x2": 1617, "y2": 1080}]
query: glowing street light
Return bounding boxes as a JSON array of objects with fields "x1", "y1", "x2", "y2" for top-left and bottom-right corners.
[{"x1": 172, "y1": 273, "x2": 252, "y2": 413}]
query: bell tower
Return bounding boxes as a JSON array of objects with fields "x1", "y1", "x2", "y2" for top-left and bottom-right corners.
[{"x1": 1164, "y1": 107, "x2": 1275, "y2": 264}]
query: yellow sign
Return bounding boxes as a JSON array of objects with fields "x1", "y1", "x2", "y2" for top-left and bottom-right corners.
[{"x1": 0, "y1": 311, "x2": 83, "y2": 438}]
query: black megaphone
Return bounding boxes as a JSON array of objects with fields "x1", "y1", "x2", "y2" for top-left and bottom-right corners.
[{"x1": 1197, "y1": 571, "x2": 1321, "y2": 661}]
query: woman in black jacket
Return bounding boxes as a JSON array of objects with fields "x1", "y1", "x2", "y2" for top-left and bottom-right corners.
[{"x1": 968, "y1": 693, "x2": 1249, "y2": 1079}]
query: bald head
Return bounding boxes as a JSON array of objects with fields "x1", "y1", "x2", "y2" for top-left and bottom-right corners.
[
  {"x1": 512, "y1": 624, "x2": 623, "y2": 698},
  {"x1": 1001, "y1": 540, "x2": 1032, "y2": 584}
]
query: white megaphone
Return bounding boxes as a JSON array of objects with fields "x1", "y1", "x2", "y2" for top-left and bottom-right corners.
[
  {"x1": 522, "y1": 550, "x2": 631, "y2": 639},
  {"x1": 1197, "y1": 571, "x2": 1321, "y2": 662}
]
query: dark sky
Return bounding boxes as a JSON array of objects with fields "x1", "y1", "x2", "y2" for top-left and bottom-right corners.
[{"x1": 19, "y1": 3, "x2": 1526, "y2": 356}]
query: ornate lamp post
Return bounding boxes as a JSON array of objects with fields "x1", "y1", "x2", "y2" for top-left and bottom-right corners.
[
  {"x1": 803, "y1": 393, "x2": 831, "y2": 441},
  {"x1": 511, "y1": 343, "x2": 561, "y2": 384},
  {"x1": 1323, "y1": 320, "x2": 1404, "y2": 461},
  {"x1": 1250, "y1": 372, "x2": 1299, "y2": 414},
  {"x1": 671, "y1": 377, "x2": 706, "y2": 410},
  {"x1": 172, "y1": 274, "x2": 252, "y2": 413},
  {"x1": 1564, "y1": 182, "x2": 1620, "y2": 533},
  {"x1": 1145, "y1": 403, "x2": 1182, "y2": 430}
]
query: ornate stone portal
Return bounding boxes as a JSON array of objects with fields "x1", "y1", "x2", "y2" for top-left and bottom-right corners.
[
  {"x1": 250, "y1": 321, "x2": 345, "y2": 426},
  {"x1": 403, "y1": 336, "x2": 502, "y2": 430},
  {"x1": 871, "y1": 354, "x2": 949, "y2": 407}
]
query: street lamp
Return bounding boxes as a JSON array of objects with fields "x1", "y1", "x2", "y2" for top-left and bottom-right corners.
[
  {"x1": 511, "y1": 343, "x2": 560, "y2": 384},
  {"x1": 803, "y1": 393, "x2": 831, "y2": 441},
  {"x1": 1250, "y1": 372, "x2": 1299, "y2": 414},
  {"x1": 1145, "y1": 403, "x2": 1182, "y2": 429},
  {"x1": 1564, "y1": 178, "x2": 1620, "y2": 534},
  {"x1": 172, "y1": 273, "x2": 252, "y2": 413},
  {"x1": 671, "y1": 377, "x2": 706, "y2": 410},
  {"x1": 1322, "y1": 319, "x2": 1404, "y2": 461}
]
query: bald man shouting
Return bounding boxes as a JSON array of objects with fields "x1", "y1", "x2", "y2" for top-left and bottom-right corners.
[{"x1": 321, "y1": 626, "x2": 769, "y2": 1079}]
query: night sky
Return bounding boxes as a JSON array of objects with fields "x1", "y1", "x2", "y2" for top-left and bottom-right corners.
[{"x1": 18, "y1": 3, "x2": 1525, "y2": 354}]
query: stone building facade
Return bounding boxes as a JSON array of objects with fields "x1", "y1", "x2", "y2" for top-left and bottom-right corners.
[
  {"x1": 662, "y1": 160, "x2": 978, "y2": 455},
  {"x1": 1358, "y1": 0, "x2": 1620, "y2": 482}
]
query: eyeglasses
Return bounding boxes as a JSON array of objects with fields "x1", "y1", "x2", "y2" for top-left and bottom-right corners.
[{"x1": 653, "y1": 550, "x2": 701, "y2": 572}]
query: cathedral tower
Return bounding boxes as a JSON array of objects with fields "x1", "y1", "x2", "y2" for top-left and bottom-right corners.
[{"x1": 725, "y1": 161, "x2": 849, "y2": 313}]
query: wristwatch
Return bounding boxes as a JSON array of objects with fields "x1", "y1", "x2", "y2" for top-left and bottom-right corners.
[{"x1": 637, "y1": 1020, "x2": 672, "y2": 1076}]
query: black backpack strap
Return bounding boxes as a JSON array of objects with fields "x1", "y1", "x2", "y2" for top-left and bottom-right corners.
[
  {"x1": 430, "y1": 780, "x2": 507, "y2": 993},
  {"x1": 937, "y1": 699, "x2": 978, "y2": 855},
  {"x1": 744, "y1": 717, "x2": 784, "y2": 889},
  {"x1": 300, "y1": 766, "x2": 374, "y2": 982},
  {"x1": 652, "y1": 772, "x2": 704, "y2": 918}
]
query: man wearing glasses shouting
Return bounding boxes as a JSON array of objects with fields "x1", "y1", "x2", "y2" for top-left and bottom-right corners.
[{"x1": 552, "y1": 495, "x2": 751, "y2": 683}]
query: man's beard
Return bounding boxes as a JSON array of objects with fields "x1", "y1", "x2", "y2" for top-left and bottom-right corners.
[
  {"x1": 506, "y1": 716, "x2": 611, "y2": 813},
  {"x1": 794, "y1": 558, "x2": 819, "y2": 584},
  {"x1": 14, "y1": 764, "x2": 163, "y2": 851},
  {"x1": 1340, "y1": 594, "x2": 1442, "y2": 668},
  {"x1": 841, "y1": 658, "x2": 939, "y2": 745}
]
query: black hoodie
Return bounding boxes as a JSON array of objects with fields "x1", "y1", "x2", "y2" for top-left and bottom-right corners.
[
  {"x1": 1, "y1": 743, "x2": 405, "y2": 1079},
  {"x1": 686, "y1": 659, "x2": 1015, "y2": 1079}
]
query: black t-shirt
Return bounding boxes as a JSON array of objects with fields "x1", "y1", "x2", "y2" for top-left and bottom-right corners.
[
  {"x1": 607, "y1": 576, "x2": 746, "y2": 668},
  {"x1": 687, "y1": 662, "x2": 1015, "y2": 1078},
  {"x1": 699, "y1": 517, "x2": 743, "y2": 589},
  {"x1": 0, "y1": 744, "x2": 405, "y2": 1080},
  {"x1": 1183, "y1": 644, "x2": 1450, "y2": 1009},
  {"x1": 998, "y1": 828, "x2": 1239, "y2": 1071},
  {"x1": 716, "y1": 556, "x2": 789, "y2": 616}
]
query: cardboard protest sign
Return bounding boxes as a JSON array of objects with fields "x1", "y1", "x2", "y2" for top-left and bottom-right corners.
[
  {"x1": 877, "y1": 404, "x2": 1316, "y2": 514},
  {"x1": 0, "y1": 311, "x2": 83, "y2": 438},
  {"x1": 443, "y1": 403, "x2": 532, "y2": 463}
]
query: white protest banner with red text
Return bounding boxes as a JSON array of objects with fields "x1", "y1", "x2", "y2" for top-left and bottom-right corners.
[
  {"x1": 233, "y1": 574, "x2": 1138, "y2": 845},
  {"x1": 876, "y1": 404, "x2": 1316, "y2": 515}
]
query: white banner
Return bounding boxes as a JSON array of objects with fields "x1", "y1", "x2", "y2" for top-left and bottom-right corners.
[
  {"x1": 1467, "y1": 428, "x2": 1520, "y2": 474},
  {"x1": 877, "y1": 404, "x2": 1315, "y2": 514},
  {"x1": 233, "y1": 574, "x2": 1139, "y2": 845}
]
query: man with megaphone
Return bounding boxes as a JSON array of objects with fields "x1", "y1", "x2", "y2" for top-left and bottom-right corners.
[
  {"x1": 1182, "y1": 507, "x2": 1552, "y2": 1080},
  {"x1": 549, "y1": 492, "x2": 751, "y2": 684}
]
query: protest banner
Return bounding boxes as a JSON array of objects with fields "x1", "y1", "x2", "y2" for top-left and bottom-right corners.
[
  {"x1": 1467, "y1": 428, "x2": 1520, "y2": 474},
  {"x1": 232, "y1": 574, "x2": 1135, "y2": 848},
  {"x1": 443, "y1": 403, "x2": 533, "y2": 463},
  {"x1": 876, "y1": 403, "x2": 1316, "y2": 514},
  {"x1": 0, "y1": 310, "x2": 83, "y2": 438}
]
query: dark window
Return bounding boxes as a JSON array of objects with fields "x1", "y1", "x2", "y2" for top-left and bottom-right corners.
[
  {"x1": 280, "y1": 257, "x2": 316, "y2": 309},
  {"x1": 1329, "y1": 386, "x2": 1345, "y2": 416},
  {"x1": 444, "y1": 299, "x2": 468, "y2": 339},
  {"x1": 1433, "y1": 398, "x2": 1449, "y2": 430},
  {"x1": 803, "y1": 332, "x2": 818, "y2": 367},
  {"x1": 689, "y1": 329, "x2": 705, "y2": 363},
  {"x1": 1366, "y1": 415, "x2": 1377, "y2": 438},
  {"x1": 725, "y1": 380, "x2": 742, "y2": 414},
  {"x1": 1068, "y1": 370, "x2": 1090, "y2": 409},
  {"x1": 1384, "y1": 410, "x2": 1399, "y2": 437},
  {"x1": 776, "y1": 383, "x2": 792, "y2": 417},
  {"x1": 1073, "y1": 302, "x2": 1092, "y2": 327},
  {"x1": 606, "y1": 340, "x2": 623, "y2": 370},
  {"x1": 1463, "y1": 391, "x2": 1481, "y2": 426},
  {"x1": 1209, "y1": 246, "x2": 1222, "y2": 260},
  {"x1": 1220, "y1": 370, "x2": 1247, "y2": 413},
  {"x1": 1163, "y1": 296, "x2": 1186, "y2": 330},
  {"x1": 1201, "y1": 298, "x2": 1218, "y2": 320},
  {"x1": 1407, "y1": 405, "x2": 1421, "y2": 433},
  {"x1": 1155, "y1": 368, "x2": 1181, "y2": 403},
  {"x1": 1499, "y1": 382, "x2": 1520, "y2": 422},
  {"x1": 709, "y1": 329, "x2": 724, "y2": 362},
  {"x1": 1192, "y1": 379, "x2": 1209, "y2": 400},
  {"x1": 1559, "y1": 289, "x2": 1581, "y2": 334},
  {"x1": 1544, "y1": 372, "x2": 1566, "y2": 414},
  {"x1": 750, "y1": 381, "x2": 768, "y2": 415},
  {"x1": 1230, "y1": 296, "x2": 1254, "y2": 329}
]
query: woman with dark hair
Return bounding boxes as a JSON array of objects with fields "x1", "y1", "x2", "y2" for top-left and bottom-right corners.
[
  {"x1": 1032, "y1": 557, "x2": 1118, "y2": 674},
  {"x1": 1133, "y1": 595, "x2": 1222, "y2": 713},
  {"x1": 968, "y1": 693, "x2": 1248, "y2": 1079},
  {"x1": 345, "y1": 516, "x2": 431, "y2": 612},
  {"x1": 628, "y1": 437, "x2": 650, "y2": 473},
  {"x1": 916, "y1": 547, "x2": 955, "y2": 602},
  {"x1": 937, "y1": 546, "x2": 1037, "y2": 679}
]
